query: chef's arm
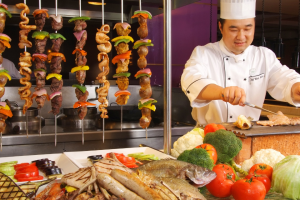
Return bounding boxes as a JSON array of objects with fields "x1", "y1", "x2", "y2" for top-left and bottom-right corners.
[
  {"x1": 197, "y1": 84, "x2": 246, "y2": 106},
  {"x1": 291, "y1": 82, "x2": 300, "y2": 102}
]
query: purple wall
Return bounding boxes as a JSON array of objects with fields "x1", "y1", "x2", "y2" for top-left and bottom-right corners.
[{"x1": 147, "y1": 0, "x2": 218, "y2": 87}]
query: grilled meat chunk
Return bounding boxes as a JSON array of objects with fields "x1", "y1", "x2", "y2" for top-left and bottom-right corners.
[
  {"x1": 116, "y1": 95, "x2": 129, "y2": 105},
  {"x1": 19, "y1": 29, "x2": 32, "y2": 49},
  {"x1": 75, "y1": 88, "x2": 89, "y2": 102},
  {"x1": 0, "y1": 75, "x2": 7, "y2": 87},
  {"x1": 35, "y1": 37, "x2": 48, "y2": 53},
  {"x1": 76, "y1": 70, "x2": 86, "y2": 85},
  {"x1": 0, "y1": 12, "x2": 6, "y2": 33},
  {"x1": 76, "y1": 30, "x2": 87, "y2": 50},
  {"x1": 140, "y1": 107, "x2": 151, "y2": 129},
  {"x1": 115, "y1": 43, "x2": 129, "y2": 55},
  {"x1": 35, "y1": 95, "x2": 47, "y2": 109},
  {"x1": 34, "y1": 57, "x2": 47, "y2": 70},
  {"x1": 50, "y1": 78, "x2": 63, "y2": 93},
  {"x1": 75, "y1": 51, "x2": 87, "y2": 66},
  {"x1": 34, "y1": 12, "x2": 47, "y2": 31},
  {"x1": 50, "y1": 56, "x2": 62, "y2": 73},
  {"x1": 50, "y1": 94, "x2": 62, "y2": 115},
  {"x1": 116, "y1": 77, "x2": 129, "y2": 90},
  {"x1": 116, "y1": 59, "x2": 129, "y2": 74},
  {"x1": 49, "y1": 14, "x2": 63, "y2": 31},
  {"x1": 51, "y1": 38, "x2": 64, "y2": 52},
  {"x1": 77, "y1": 106, "x2": 87, "y2": 120}
]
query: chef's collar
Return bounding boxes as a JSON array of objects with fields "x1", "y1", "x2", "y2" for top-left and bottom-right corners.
[{"x1": 219, "y1": 39, "x2": 248, "y2": 63}]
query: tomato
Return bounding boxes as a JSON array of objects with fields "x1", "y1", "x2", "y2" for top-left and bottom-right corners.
[
  {"x1": 204, "y1": 123, "x2": 226, "y2": 136},
  {"x1": 249, "y1": 163, "x2": 273, "y2": 181},
  {"x1": 17, "y1": 175, "x2": 44, "y2": 182},
  {"x1": 14, "y1": 163, "x2": 29, "y2": 170},
  {"x1": 106, "y1": 153, "x2": 138, "y2": 168},
  {"x1": 246, "y1": 173, "x2": 271, "y2": 193},
  {"x1": 206, "y1": 164, "x2": 235, "y2": 198},
  {"x1": 231, "y1": 178, "x2": 266, "y2": 200},
  {"x1": 14, "y1": 171, "x2": 39, "y2": 179},
  {"x1": 195, "y1": 144, "x2": 218, "y2": 164}
]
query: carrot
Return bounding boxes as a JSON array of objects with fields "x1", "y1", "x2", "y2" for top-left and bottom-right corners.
[
  {"x1": 131, "y1": 13, "x2": 148, "y2": 19},
  {"x1": 0, "y1": 109, "x2": 12, "y2": 117},
  {"x1": 72, "y1": 49, "x2": 87, "y2": 56},
  {"x1": 112, "y1": 50, "x2": 131, "y2": 64},
  {"x1": 48, "y1": 52, "x2": 66, "y2": 62}
]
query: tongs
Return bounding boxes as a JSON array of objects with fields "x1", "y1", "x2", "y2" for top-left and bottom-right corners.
[{"x1": 244, "y1": 102, "x2": 278, "y2": 115}]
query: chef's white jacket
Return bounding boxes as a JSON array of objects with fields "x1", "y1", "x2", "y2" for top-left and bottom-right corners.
[{"x1": 181, "y1": 39, "x2": 300, "y2": 124}]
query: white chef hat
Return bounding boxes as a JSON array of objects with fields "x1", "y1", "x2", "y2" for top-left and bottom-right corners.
[{"x1": 220, "y1": 0, "x2": 256, "y2": 19}]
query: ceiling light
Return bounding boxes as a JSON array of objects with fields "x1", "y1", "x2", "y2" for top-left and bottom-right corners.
[{"x1": 88, "y1": 2, "x2": 106, "y2": 5}]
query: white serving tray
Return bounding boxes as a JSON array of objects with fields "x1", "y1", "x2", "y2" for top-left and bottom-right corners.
[
  {"x1": 0, "y1": 153, "x2": 79, "y2": 183},
  {"x1": 64, "y1": 147, "x2": 174, "y2": 168}
]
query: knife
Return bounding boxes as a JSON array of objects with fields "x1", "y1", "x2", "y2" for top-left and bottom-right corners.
[{"x1": 244, "y1": 102, "x2": 278, "y2": 115}]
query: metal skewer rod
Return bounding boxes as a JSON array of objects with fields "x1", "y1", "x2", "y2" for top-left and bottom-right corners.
[
  {"x1": 26, "y1": 111, "x2": 28, "y2": 137},
  {"x1": 24, "y1": 0, "x2": 27, "y2": 52},
  {"x1": 38, "y1": 109, "x2": 41, "y2": 136},
  {"x1": 121, "y1": 105, "x2": 123, "y2": 132},
  {"x1": 121, "y1": 0, "x2": 123, "y2": 23},
  {"x1": 146, "y1": 127, "x2": 148, "y2": 139},
  {"x1": 79, "y1": 0, "x2": 81, "y2": 17},
  {"x1": 0, "y1": 132, "x2": 2, "y2": 151},
  {"x1": 102, "y1": 0, "x2": 104, "y2": 25},
  {"x1": 102, "y1": 66, "x2": 105, "y2": 143},
  {"x1": 82, "y1": 119, "x2": 84, "y2": 144},
  {"x1": 39, "y1": 0, "x2": 41, "y2": 9},
  {"x1": 55, "y1": 114, "x2": 57, "y2": 146},
  {"x1": 55, "y1": 0, "x2": 58, "y2": 33},
  {"x1": 139, "y1": 0, "x2": 142, "y2": 10}
]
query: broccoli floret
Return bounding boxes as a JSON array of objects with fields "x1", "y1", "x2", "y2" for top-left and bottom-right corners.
[
  {"x1": 177, "y1": 148, "x2": 214, "y2": 170},
  {"x1": 203, "y1": 129, "x2": 242, "y2": 163}
]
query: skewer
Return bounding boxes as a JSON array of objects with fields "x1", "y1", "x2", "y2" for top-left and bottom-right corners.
[
  {"x1": 79, "y1": 0, "x2": 82, "y2": 17},
  {"x1": 26, "y1": 111, "x2": 28, "y2": 137},
  {"x1": 146, "y1": 127, "x2": 148, "y2": 139},
  {"x1": 121, "y1": 0, "x2": 123, "y2": 23},
  {"x1": 38, "y1": 109, "x2": 41, "y2": 136},
  {"x1": 102, "y1": 65, "x2": 105, "y2": 142},
  {"x1": 102, "y1": 0, "x2": 104, "y2": 25},
  {"x1": 55, "y1": 0, "x2": 58, "y2": 33},
  {"x1": 39, "y1": 0, "x2": 41, "y2": 9},
  {"x1": 82, "y1": 119, "x2": 84, "y2": 144},
  {"x1": 55, "y1": 114, "x2": 57, "y2": 146},
  {"x1": 0, "y1": 132, "x2": 2, "y2": 151},
  {"x1": 121, "y1": 105, "x2": 123, "y2": 132},
  {"x1": 139, "y1": 0, "x2": 141, "y2": 11}
]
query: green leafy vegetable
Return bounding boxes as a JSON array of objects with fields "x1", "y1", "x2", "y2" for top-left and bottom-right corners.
[
  {"x1": 72, "y1": 84, "x2": 87, "y2": 93},
  {"x1": 50, "y1": 33, "x2": 66, "y2": 40},
  {"x1": 138, "y1": 99, "x2": 157, "y2": 109},
  {"x1": 0, "y1": 7, "x2": 12, "y2": 18},
  {"x1": 272, "y1": 155, "x2": 300, "y2": 199},
  {"x1": 113, "y1": 72, "x2": 131, "y2": 78},
  {"x1": 68, "y1": 16, "x2": 91, "y2": 23},
  {"x1": 0, "y1": 69, "x2": 9, "y2": 74}
]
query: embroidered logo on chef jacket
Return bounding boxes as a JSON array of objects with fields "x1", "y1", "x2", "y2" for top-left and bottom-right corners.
[{"x1": 249, "y1": 73, "x2": 265, "y2": 82}]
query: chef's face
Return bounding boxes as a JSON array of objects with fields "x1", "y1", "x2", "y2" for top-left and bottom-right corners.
[{"x1": 219, "y1": 18, "x2": 255, "y2": 55}]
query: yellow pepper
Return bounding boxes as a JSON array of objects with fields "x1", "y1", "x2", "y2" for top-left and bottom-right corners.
[
  {"x1": 134, "y1": 39, "x2": 151, "y2": 46},
  {"x1": 139, "y1": 104, "x2": 156, "y2": 111},
  {"x1": 71, "y1": 66, "x2": 89, "y2": 73},
  {"x1": 0, "y1": 105, "x2": 11, "y2": 111},
  {"x1": 0, "y1": 36, "x2": 10, "y2": 42},
  {"x1": 112, "y1": 36, "x2": 134, "y2": 43},
  {"x1": 65, "y1": 185, "x2": 78, "y2": 193},
  {"x1": 46, "y1": 73, "x2": 62, "y2": 81},
  {"x1": 0, "y1": 72, "x2": 11, "y2": 81}
]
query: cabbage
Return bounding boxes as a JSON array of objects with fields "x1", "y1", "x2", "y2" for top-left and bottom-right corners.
[{"x1": 272, "y1": 155, "x2": 300, "y2": 200}]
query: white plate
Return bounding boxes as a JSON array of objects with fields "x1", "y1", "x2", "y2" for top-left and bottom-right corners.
[
  {"x1": 64, "y1": 147, "x2": 174, "y2": 168},
  {"x1": 0, "y1": 153, "x2": 78, "y2": 184}
]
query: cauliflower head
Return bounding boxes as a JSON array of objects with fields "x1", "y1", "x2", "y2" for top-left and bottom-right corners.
[
  {"x1": 241, "y1": 149, "x2": 285, "y2": 172},
  {"x1": 171, "y1": 128, "x2": 204, "y2": 158}
]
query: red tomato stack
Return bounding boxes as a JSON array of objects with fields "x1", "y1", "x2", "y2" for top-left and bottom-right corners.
[
  {"x1": 106, "y1": 153, "x2": 141, "y2": 168},
  {"x1": 14, "y1": 163, "x2": 43, "y2": 182}
]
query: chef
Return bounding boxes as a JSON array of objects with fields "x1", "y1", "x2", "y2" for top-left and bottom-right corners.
[{"x1": 181, "y1": 0, "x2": 300, "y2": 124}]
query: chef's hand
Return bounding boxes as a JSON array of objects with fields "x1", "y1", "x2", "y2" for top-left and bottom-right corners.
[
  {"x1": 220, "y1": 86, "x2": 246, "y2": 106},
  {"x1": 291, "y1": 82, "x2": 300, "y2": 102}
]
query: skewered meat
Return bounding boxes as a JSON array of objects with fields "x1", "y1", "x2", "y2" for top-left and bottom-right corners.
[
  {"x1": 116, "y1": 95, "x2": 129, "y2": 105},
  {"x1": 116, "y1": 77, "x2": 129, "y2": 90},
  {"x1": 140, "y1": 107, "x2": 151, "y2": 128},
  {"x1": 137, "y1": 15, "x2": 148, "y2": 39},
  {"x1": 34, "y1": 12, "x2": 47, "y2": 31},
  {"x1": 49, "y1": 14, "x2": 63, "y2": 31},
  {"x1": 115, "y1": 43, "x2": 129, "y2": 55},
  {"x1": 139, "y1": 85, "x2": 152, "y2": 99},
  {"x1": 137, "y1": 57, "x2": 147, "y2": 69},
  {"x1": 51, "y1": 38, "x2": 64, "y2": 52},
  {"x1": 16, "y1": 3, "x2": 37, "y2": 30},
  {"x1": 97, "y1": 52, "x2": 109, "y2": 70},
  {"x1": 75, "y1": 88, "x2": 89, "y2": 102},
  {"x1": 0, "y1": 120, "x2": 6, "y2": 133},
  {"x1": 0, "y1": 86, "x2": 4, "y2": 98},
  {"x1": 34, "y1": 56, "x2": 47, "y2": 70},
  {"x1": 0, "y1": 113, "x2": 8, "y2": 120},
  {"x1": 35, "y1": 95, "x2": 47, "y2": 109},
  {"x1": 76, "y1": 70, "x2": 86, "y2": 85},
  {"x1": 116, "y1": 60, "x2": 129, "y2": 74},
  {"x1": 76, "y1": 30, "x2": 87, "y2": 50},
  {"x1": 18, "y1": 29, "x2": 32, "y2": 49},
  {"x1": 35, "y1": 76, "x2": 45, "y2": 90},
  {"x1": 50, "y1": 56, "x2": 62, "y2": 73},
  {"x1": 139, "y1": 75, "x2": 150, "y2": 86},
  {"x1": 51, "y1": 95, "x2": 62, "y2": 115},
  {"x1": 76, "y1": 51, "x2": 87, "y2": 66},
  {"x1": 98, "y1": 24, "x2": 110, "y2": 34},
  {"x1": 74, "y1": 20, "x2": 87, "y2": 32},
  {"x1": 97, "y1": 42, "x2": 112, "y2": 53},
  {"x1": 0, "y1": 54, "x2": 2, "y2": 64},
  {"x1": 257, "y1": 111, "x2": 291, "y2": 127},
  {"x1": 50, "y1": 78, "x2": 63, "y2": 92},
  {"x1": 35, "y1": 37, "x2": 48, "y2": 53},
  {"x1": 137, "y1": 45, "x2": 148, "y2": 57},
  {"x1": 0, "y1": 75, "x2": 7, "y2": 87},
  {"x1": 77, "y1": 106, "x2": 87, "y2": 120},
  {"x1": 114, "y1": 23, "x2": 131, "y2": 36},
  {"x1": 0, "y1": 12, "x2": 6, "y2": 33}
]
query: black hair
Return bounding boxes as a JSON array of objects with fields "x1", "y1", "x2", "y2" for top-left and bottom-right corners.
[{"x1": 219, "y1": 18, "x2": 225, "y2": 29}]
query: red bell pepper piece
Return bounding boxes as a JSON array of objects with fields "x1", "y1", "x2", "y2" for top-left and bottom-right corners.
[
  {"x1": 14, "y1": 171, "x2": 39, "y2": 179},
  {"x1": 16, "y1": 166, "x2": 38, "y2": 174},
  {"x1": 15, "y1": 162, "x2": 36, "y2": 171},
  {"x1": 17, "y1": 175, "x2": 44, "y2": 182},
  {"x1": 14, "y1": 163, "x2": 30, "y2": 171}
]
